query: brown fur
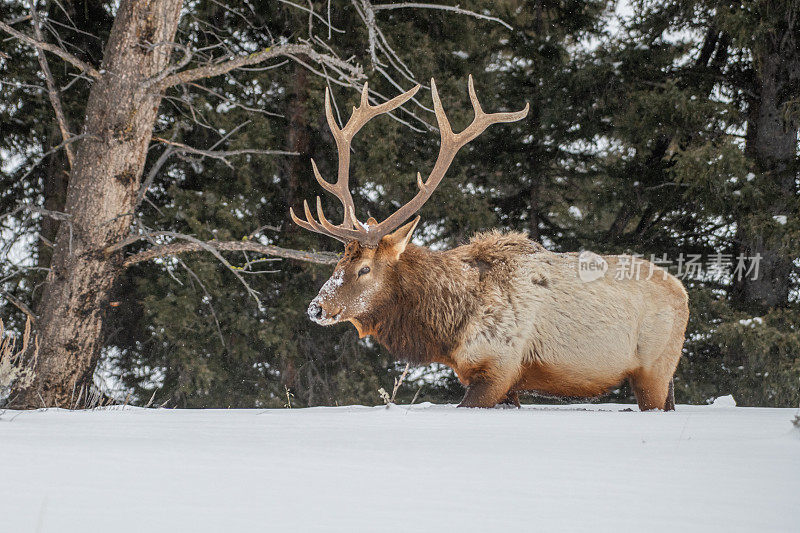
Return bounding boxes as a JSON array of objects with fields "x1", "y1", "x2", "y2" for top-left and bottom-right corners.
[
  {"x1": 309, "y1": 229, "x2": 688, "y2": 411},
  {"x1": 357, "y1": 244, "x2": 478, "y2": 365}
]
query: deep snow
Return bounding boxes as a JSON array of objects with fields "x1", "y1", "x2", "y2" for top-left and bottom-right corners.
[{"x1": 1, "y1": 402, "x2": 798, "y2": 532}]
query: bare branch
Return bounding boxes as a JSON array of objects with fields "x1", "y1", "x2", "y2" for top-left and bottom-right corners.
[
  {"x1": 371, "y1": 2, "x2": 513, "y2": 30},
  {"x1": 152, "y1": 137, "x2": 299, "y2": 168},
  {"x1": 181, "y1": 256, "x2": 227, "y2": 347},
  {"x1": 354, "y1": 0, "x2": 382, "y2": 67},
  {"x1": 0, "y1": 291, "x2": 37, "y2": 323},
  {"x1": 155, "y1": 240, "x2": 225, "y2": 348},
  {"x1": 156, "y1": 43, "x2": 363, "y2": 89},
  {"x1": 276, "y1": 0, "x2": 345, "y2": 34},
  {"x1": 187, "y1": 82, "x2": 285, "y2": 117},
  {"x1": 143, "y1": 41, "x2": 194, "y2": 87},
  {"x1": 31, "y1": 8, "x2": 74, "y2": 167},
  {"x1": 120, "y1": 238, "x2": 339, "y2": 267},
  {"x1": 136, "y1": 146, "x2": 174, "y2": 209},
  {"x1": 123, "y1": 230, "x2": 265, "y2": 305},
  {"x1": 8, "y1": 132, "x2": 97, "y2": 186},
  {"x1": 0, "y1": 19, "x2": 100, "y2": 78},
  {"x1": 3, "y1": 201, "x2": 72, "y2": 223}
]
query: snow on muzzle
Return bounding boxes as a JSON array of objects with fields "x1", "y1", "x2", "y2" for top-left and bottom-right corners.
[
  {"x1": 307, "y1": 270, "x2": 344, "y2": 325},
  {"x1": 307, "y1": 299, "x2": 342, "y2": 325}
]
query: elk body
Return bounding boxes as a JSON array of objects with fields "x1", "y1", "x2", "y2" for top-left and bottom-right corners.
[{"x1": 292, "y1": 77, "x2": 688, "y2": 410}]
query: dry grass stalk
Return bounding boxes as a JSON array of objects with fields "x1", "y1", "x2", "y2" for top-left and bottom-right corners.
[
  {"x1": 379, "y1": 363, "x2": 411, "y2": 406},
  {"x1": 0, "y1": 317, "x2": 37, "y2": 404}
]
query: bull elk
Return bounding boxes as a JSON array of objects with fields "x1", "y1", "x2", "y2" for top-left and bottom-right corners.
[{"x1": 291, "y1": 77, "x2": 688, "y2": 410}]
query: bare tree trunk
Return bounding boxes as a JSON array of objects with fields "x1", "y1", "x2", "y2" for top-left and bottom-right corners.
[
  {"x1": 279, "y1": 64, "x2": 311, "y2": 395},
  {"x1": 731, "y1": 34, "x2": 799, "y2": 312},
  {"x1": 527, "y1": 172, "x2": 542, "y2": 242},
  {"x1": 13, "y1": 0, "x2": 183, "y2": 408},
  {"x1": 283, "y1": 64, "x2": 311, "y2": 224}
]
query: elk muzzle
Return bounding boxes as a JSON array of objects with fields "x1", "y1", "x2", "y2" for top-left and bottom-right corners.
[{"x1": 307, "y1": 298, "x2": 342, "y2": 326}]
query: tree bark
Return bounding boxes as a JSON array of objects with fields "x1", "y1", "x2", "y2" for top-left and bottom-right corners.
[
  {"x1": 283, "y1": 64, "x2": 311, "y2": 227},
  {"x1": 13, "y1": 0, "x2": 183, "y2": 408},
  {"x1": 279, "y1": 64, "x2": 312, "y2": 395},
  {"x1": 527, "y1": 171, "x2": 542, "y2": 242},
  {"x1": 731, "y1": 29, "x2": 799, "y2": 312}
]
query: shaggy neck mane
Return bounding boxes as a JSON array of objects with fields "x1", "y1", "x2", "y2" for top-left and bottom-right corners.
[{"x1": 356, "y1": 244, "x2": 477, "y2": 365}]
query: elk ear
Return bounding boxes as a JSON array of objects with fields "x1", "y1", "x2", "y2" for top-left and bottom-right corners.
[{"x1": 380, "y1": 215, "x2": 420, "y2": 260}]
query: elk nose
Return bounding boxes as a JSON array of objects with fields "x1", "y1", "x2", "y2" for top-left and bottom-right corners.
[{"x1": 307, "y1": 301, "x2": 324, "y2": 321}]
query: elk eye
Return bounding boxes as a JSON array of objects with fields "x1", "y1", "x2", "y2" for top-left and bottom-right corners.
[{"x1": 358, "y1": 266, "x2": 371, "y2": 277}]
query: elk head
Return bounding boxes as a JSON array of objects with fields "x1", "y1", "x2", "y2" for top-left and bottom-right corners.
[{"x1": 290, "y1": 76, "x2": 528, "y2": 327}]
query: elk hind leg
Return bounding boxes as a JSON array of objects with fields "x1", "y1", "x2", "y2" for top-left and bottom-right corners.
[
  {"x1": 664, "y1": 379, "x2": 675, "y2": 411},
  {"x1": 629, "y1": 371, "x2": 674, "y2": 411},
  {"x1": 499, "y1": 390, "x2": 521, "y2": 408}
]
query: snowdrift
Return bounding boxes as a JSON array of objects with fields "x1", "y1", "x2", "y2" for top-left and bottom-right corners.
[{"x1": 1, "y1": 402, "x2": 798, "y2": 532}]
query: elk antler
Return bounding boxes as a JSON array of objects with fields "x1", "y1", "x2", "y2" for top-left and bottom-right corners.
[
  {"x1": 290, "y1": 82, "x2": 420, "y2": 242},
  {"x1": 291, "y1": 76, "x2": 529, "y2": 245}
]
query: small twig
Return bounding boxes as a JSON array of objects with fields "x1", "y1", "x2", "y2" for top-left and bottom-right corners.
[
  {"x1": 284, "y1": 386, "x2": 294, "y2": 408},
  {"x1": 141, "y1": 230, "x2": 264, "y2": 306},
  {"x1": 7, "y1": 132, "x2": 97, "y2": 186},
  {"x1": 136, "y1": 145, "x2": 175, "y2": 209},
  {"x1": 409, "y1": 386, "x2": 421, "y2": 406},
  {"x1": 187, "y1": 82, "x2": 285, "y2": 117},
  {"x1": 174, "y1": 255, "x2": 227, "y2": 348},
  {"x1": 0, "y1": 291, "x2": 36, "y2": 323},
  {"x1": 247, "y1": 225, "x2": 281, "y2": 238},
  {"x1": 371, "y1": 2, "x2": 514, "y2": 30},
  {"x1": 276, "y1": 0, "x2": 345, "y2": 34},
  {"x1": 152, "y1": 137, "x2": 299, "y2": 168},
  {"x1": 0, "y1": 19, "x2": 100, "y2": 77},
  {"x1": 144, "y1": 389, "x2": 158, "y2": 408},
  {"x1": 389, "y1": 362, "x2": 410, "y2": 404},
  {"x1": 2, "y1": 204, "x2": 73, "y2": 258},
  {"x1": 23, "y1": 204, "x2": 72, "y2": 222},
  {"x1": 31, "y1": 5, "x2": 75, "y2": 167}
]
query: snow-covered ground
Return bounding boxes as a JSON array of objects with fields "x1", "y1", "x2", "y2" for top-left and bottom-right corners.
[{"x1": 1, "y1": 401, "x2": 798, "y2": 532}]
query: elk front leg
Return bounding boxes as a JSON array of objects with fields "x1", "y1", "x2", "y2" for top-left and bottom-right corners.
[{"x1": 458, "y1": 371, "x2": 515, "y2": 408}]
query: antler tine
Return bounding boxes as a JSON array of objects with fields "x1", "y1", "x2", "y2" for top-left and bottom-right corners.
[
  {"x1": 306, "y1": 200, "x2": 349, "y2": 242},
  {"x1": 342, "y1": 82, "x2": 421, "y2": 135},
  {"x1": 289, "y1": 204, "x2": 348, "y2": 243},
  {"x1": 467, "y1": 74, "x2": 484, "y2": 116},
  {"x1": 322, "y1": 88, "x2": 357, "y2": 229},
  {"x1": 430, "y1": 78, "x2": 453, "y2": 139},
  {"x1": 310, "y1": 159, "x2": 336, "y2": 196},
  {"x1": 364, "y1": 76, "x2": 529, "y2": 245},
  {"x1": 458, "y1": 74, "x2": 530, "y2": 145},
  {"x1": 315, "y1": 196, "x2": 364, "y2": 241},
  {"x1": 416, "y1": 172, "x2": 426, "y2": 192}
]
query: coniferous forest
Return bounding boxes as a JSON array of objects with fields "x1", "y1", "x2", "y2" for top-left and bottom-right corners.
[{"x1": 1, "y1": 0, "x2": 798, "y2": 408}]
